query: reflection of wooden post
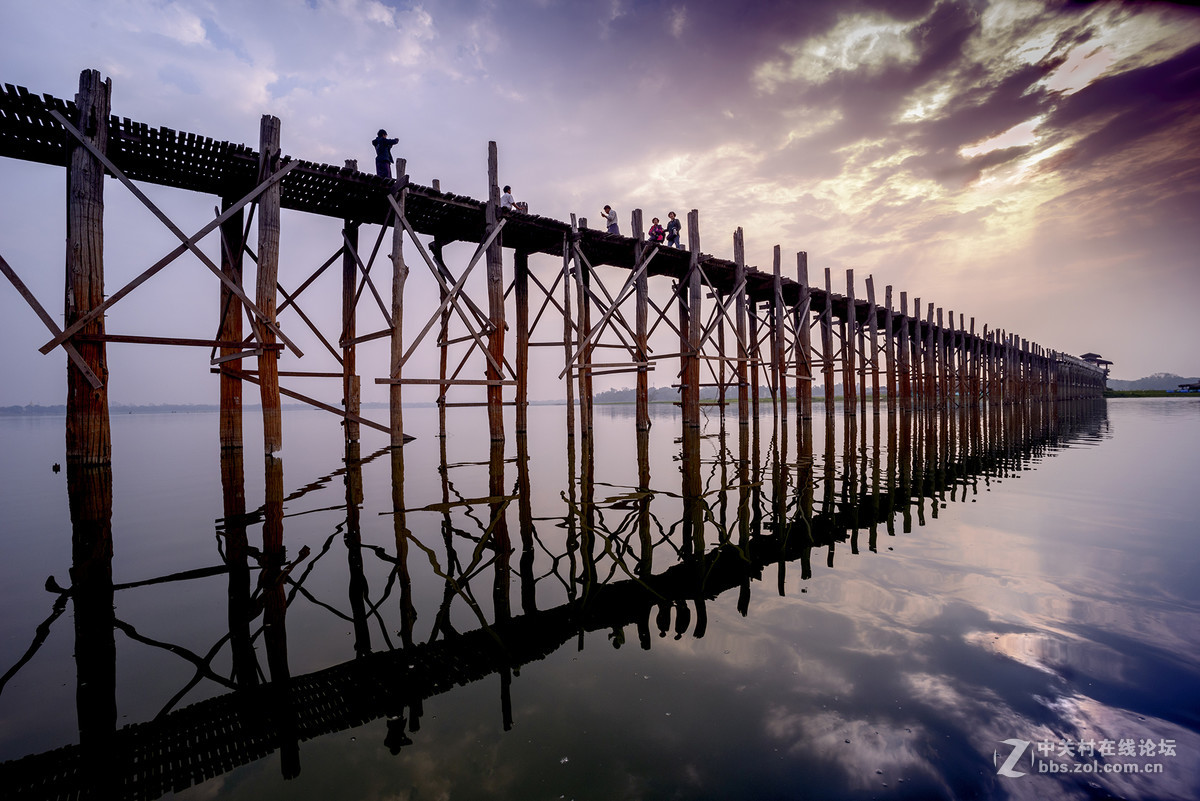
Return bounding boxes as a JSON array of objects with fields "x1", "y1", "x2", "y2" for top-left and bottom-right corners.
[
  {"x1": 342, "y1": 201, "x2": 361, "y2": 443},
  {"x1": 220, "y1": 448, "x2": 257, "y2": 688},
  {"x1": 219, "y1": 197, "x2": 245, "y2": 450},
  {"x1": 261, "y1": 454, "x2": 298, "y2": 778},
  {"x1": 633, "y1": 211, "x2": 650, "y2": 432},
  {"x1": 345, "y1": 442, "x2": 371, "y2": 656},
  {"x1": 515, "y1": 251, "x2": 530, "y2": 434},
  {"x1": 257, "y1": 115, "x2": 283, "y2": 456},
  {"x1": 68, "y1": 463, "x2": 115, "y2": 770},
  {"x1": 636, "y1": 427, "x2": 653, "y2": 577},
  {"x1": 734, "y1": 230, "x2": 749, "y2": 424},
  {"x1": 65, "y1": 70, "x2": 111, "y2": 466},
  {"x1": 517, "y1": 432, "x2": 537, "y2": 614},
  {"x1": 684, "y1": 210, "x2": 701, "y2": 428},
  {"x1": 389, "y1": 170, "x2": 409, "y2": 447},
  {"x1": 485, "y1": 142, "x2": 506, "y2": 443},
  {"x1": 490, "y1": 439, "x2": 512, "y2": 624}
]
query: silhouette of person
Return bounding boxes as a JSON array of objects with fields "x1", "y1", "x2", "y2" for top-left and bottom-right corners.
[{"x1": 373, "y1": 129, "x2": 399, "y2": 178}]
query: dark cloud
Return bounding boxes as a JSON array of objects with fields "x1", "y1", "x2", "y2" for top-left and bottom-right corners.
[{"x1": 1042, "y1": 41, "x2": 1200, "y2": 173}]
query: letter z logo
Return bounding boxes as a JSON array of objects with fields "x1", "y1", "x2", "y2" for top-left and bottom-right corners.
[{"x1": 995, "y1": 739, "x2": 1032, "y2": 778}]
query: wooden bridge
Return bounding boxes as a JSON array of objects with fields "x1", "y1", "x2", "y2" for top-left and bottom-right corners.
[{"x1": 0, "y1": 70, "x2": 1106, "y2": 465}]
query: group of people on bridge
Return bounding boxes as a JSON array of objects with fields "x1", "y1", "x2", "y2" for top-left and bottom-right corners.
[{"x1": 372, "y1": 130, "x2": 685, "y2": 249}]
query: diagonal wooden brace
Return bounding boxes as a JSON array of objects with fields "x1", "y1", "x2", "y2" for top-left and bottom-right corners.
[
  {"x1": 42, "y1": 109, "x2": 302, "y2": 357},
  {"x1": 0, "y1": 252, "x2": 103, "y2": 389}
]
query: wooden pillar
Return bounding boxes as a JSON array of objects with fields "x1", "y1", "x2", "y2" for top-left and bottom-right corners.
[
  {"x1": 734, "y1": 229, "x2": 749, "y2": 424},
  {"x1": 866, "y1": 276, "x2": 880, "y2": 416},
  {"x1": 684, "y1": 210, "x2": 701, "y2": 428},
  {"x1": 884, "y1": 286, "x2": 896, "y2": 415},
  {"x1": 924, "y1": 303, "x2": 936, "y2": 412},
  {"x1": 910, "y1": 296, "x2": 922, "y2": 409},
  {"x1": 389, "y1": 161, "x2": 409, "y2": 447},
  {"x1": 574, "y1": 216, "x2": 594, "y2": 436},
  {"x1": 562, "y1": 232, "x2": 576, "y2": 438},
  {"x1": 633, "y1": 211, "x2": 650, "y2": 432},
  {"x1": 796, "y1": 252, "x2": 812, "y2": 421},
  {"x1": 341, "y1": 204, "x2": 361, "y2": 443},
  {"x1": 65, "y1": 69, "x2": 112, "y2": 466},
  {"x1": 821, "y1": 269, "x2": 835, "y2": 416},
  {"x1": 772, "y1": 245, "x2": 787, "y2": 424},
  {"x1": 256, "y1": 114, "x2": 283, "y2": 456},
  {"x1": 936, "y1": 307, "x2": 947, "y2": 410},
  {"x1": 515, "y1": 250, "x2": 530, "y2": 434},
  {"x1": 433, "y1": 239, "x2": 449, "y2": 436},
  {"x1": 219, "y1": 196, "x2": 244, "y2": 450},
  {"x1": 898, "y1": 292, "x2": 911, "y2": 411},
  {"x1": 843, "y1": 270, "x2": 856, "y2": 415},
  {"x1": 749, "y1": 298, "x2": 761, "y2": 420},
  {"x1": 485, "y1": 142, "x2": 506, "y2": 442}
]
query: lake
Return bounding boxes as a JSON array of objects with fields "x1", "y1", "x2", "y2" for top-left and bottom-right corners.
[{"x1": 1, "y1": 398, "x2": 1198, "y2": 800}]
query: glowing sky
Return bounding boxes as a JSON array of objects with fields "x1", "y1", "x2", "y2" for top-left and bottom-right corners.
[{"x1": 1, "y1": 0, "x2": 1198, "y2": 405}]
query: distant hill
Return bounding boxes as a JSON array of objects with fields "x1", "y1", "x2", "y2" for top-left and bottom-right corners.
[{"x1": 1107, "y1": 373, "x2": 1200, "y2": 391}]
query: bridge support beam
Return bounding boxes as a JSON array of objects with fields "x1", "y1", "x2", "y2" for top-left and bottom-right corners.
[{"x1": 65, "y1": 69, "x2": 112, "y2": 466}]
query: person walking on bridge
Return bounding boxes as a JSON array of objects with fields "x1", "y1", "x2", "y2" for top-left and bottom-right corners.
[{"x1": 602, "y1": 205, "x2": 619, "y2": 235}]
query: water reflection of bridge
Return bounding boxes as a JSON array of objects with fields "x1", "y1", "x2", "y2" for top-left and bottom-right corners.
[{"x1": 0, "y1": 400, "x2": 1106, "y2": 800}]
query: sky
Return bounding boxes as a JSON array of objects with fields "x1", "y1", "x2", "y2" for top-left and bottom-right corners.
[{"x1": 1, "y1": 0, "x2": 1198, "y2": 407}]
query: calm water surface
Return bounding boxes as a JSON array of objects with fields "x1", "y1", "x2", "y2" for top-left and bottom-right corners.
[{"x1": 1, "y1": 398, "x2": 1198, "y2": 800}]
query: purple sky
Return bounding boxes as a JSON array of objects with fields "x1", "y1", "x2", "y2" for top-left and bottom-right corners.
[{"x1": 2, "y1": 0, "x2": 1198, "y2": 406}]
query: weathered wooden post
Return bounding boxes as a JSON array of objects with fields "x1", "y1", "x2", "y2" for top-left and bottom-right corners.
[
  {"x1": 734, "y1": 229, "x2": 749, "y2": 425},
  {"x1": 341, "y1": 177, "x2": 360, "y2": 443},
  {"x1": 924, "y1": 303, "x2": 936, "y2": 411},
  {"x1": 898, "y1": 292, "x2": 911, "y2": 410},
  {"x1": 866, "y1": 276, "x2": 880, "y2": 416},
  {"x1": 433, "y1": 239, "x2": 449, "y2": 436},
  {"x1": 515, "y1": 250, "x2": 530, "y2": 434},
  {"x1": 936, "y1": 307, "x2": 947, "y2": 410},
  {"x1": 843, "y1": 270, "x2": 857, "y2": 415},
  {"x1": 633, "y1": 210, "x2": 650, "y2": 432},
  {"x1": 821, "y1": 268, "x2": 836, "y2": 416},
  {"x1": 485, "y1": 142, "x2": 506, "y2": 442},
  {"x1": 389, "y1": 160, "x2": 409, "y2": 447},
  {"x1": 562, "y1": 231, "x2": 576, "y2": 439},
  {"x1": 884, "y1": 286, "x2": 896, "y2": 415},
  {"x1": 749, "y1": 296, "x2": 761, "y2": 420},
  {"x1": 684, "y1": 210, "x2": 702, "y2": 428},
  {"x1": 256, "y1": 114, "x2": 283, "y2": 456},
  {"x1": 219, "y1": 196, "x2": 245, "y2": 450},
  {"x1": 772, "y1": 245, "x2": 787, "y2": 425},
  {"x1": 796, "y1": 252, "x2": 812, "y2": 422},
  {"x1": 65, "y1": 69, "x2": 112, "y2": 466},
  {"x1": 574, "y1": 216, "x2": 594, "y2": 437}
]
